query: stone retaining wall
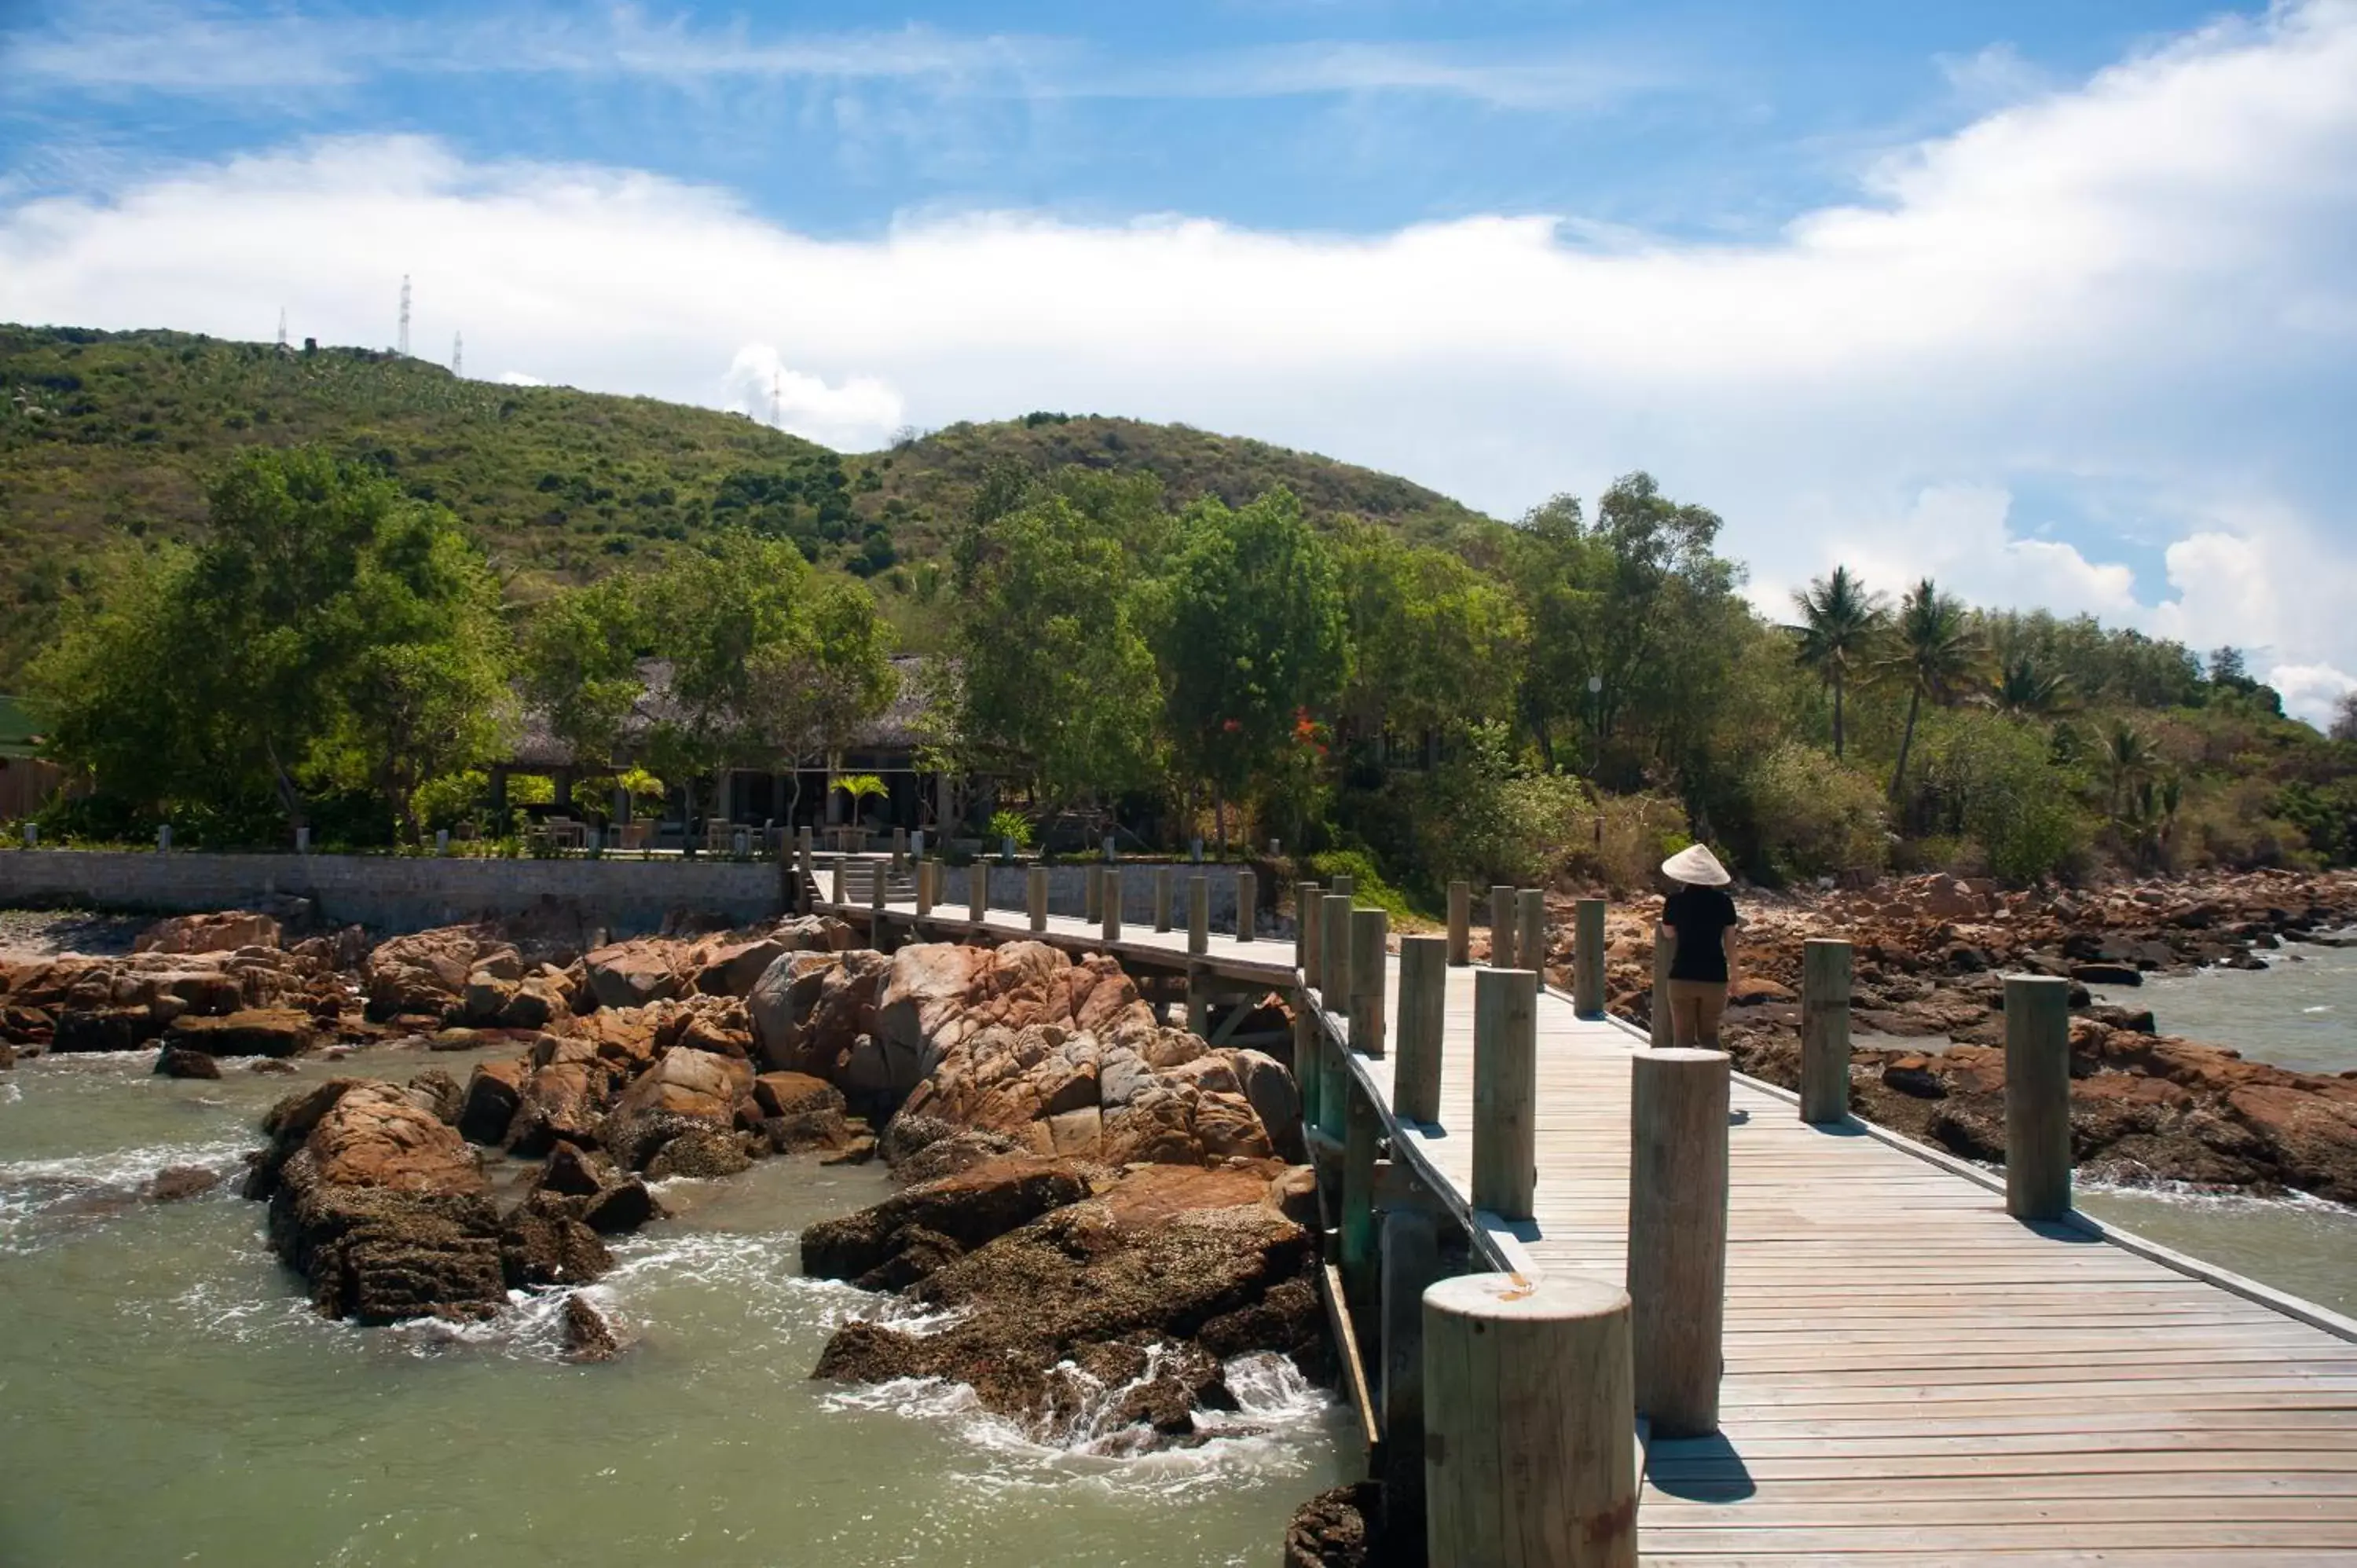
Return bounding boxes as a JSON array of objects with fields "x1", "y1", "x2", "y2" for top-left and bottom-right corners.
[{"x1": 0, "y1": 849, "x2": 785, "y2": 936}]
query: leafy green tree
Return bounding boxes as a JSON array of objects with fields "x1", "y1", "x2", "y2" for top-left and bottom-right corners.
[
  {"x1": 1879, "y1": 577, "x2": 1981, "y2": 806},
  {"x1": 1984, "y1": 653, "x2": 2073, "y2": 717},
  {"x1": 519, "y1": 578, "x2": 644, "y2": 769},
  {"x1": 1336, "y1": 522, "x2": 1524, "y2": 750},
  {"x1": 2101, "y1": 720, "x2": 2159, "y2": 818},
  {"x1": 27, "y1": 447, "x2": 510, "y2": 839},
  {"x1": 1789, "y1": 566, "x2": 1884, "y2": 759},
  {"x1": 2333, "y1": 691, "x2": 2357, "y2": 744},
  {"x1": 1157, "y1": 489, "x2": 1347, "y2": 849},
  {"x1": 956, "y1": 494, "x2": 1161, "y2": 812}
]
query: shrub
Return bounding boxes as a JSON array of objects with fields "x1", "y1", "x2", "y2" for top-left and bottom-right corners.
[
  {"x1": 1741, "y1": 742, "x2": 1889, "y2": 884},
  {"x1": 987, "y1": 808, "x2": 1033, "y2": 849},
  {"x1": 1306, "y1": 848, "x2": 1421, "y2": 920}
]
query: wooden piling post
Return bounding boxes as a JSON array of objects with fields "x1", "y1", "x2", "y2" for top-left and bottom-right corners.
[
  {"x1": 1097, "y1": 866, "x2": 1120, "y2": 942},
  {"x1": 1295, "y1": 1000, "x2": 1322, "y2": 1131},
  {"x1": 1447, "y1": 879, "x2": 1471, "y2": 966},
  {"x1": 1629, "y1": 1046, "x2": 1731, "y2": 1438},
  {"x1": 1188, "y1": 875, "x2": 1211, "y2": 957},
  {"x1": 797, "y1": 827, "x2": 815, "y2": 916},
  {"x1": 1343, "y1": 1079, "x2": 1379, "y2": 1311},
  {"x1": 1084, "y1": 863, "x2": 1102, "y2": 925},
  {"x1": 1236, "y1": 868, "x2": 1257, "y2": 942},
  {"x1": 1380, "y1": 1207, "x2": 1442, "y2": 1549},
  {"x1": 1155, "y1": 866, "x2": 1173, "y2": 932},
  {"x1": 1517, "y1": 888, "x2": 1548, "y2": 985},
  {"x1": 830, "y1": 857, "x2": 845, "y2": 907},
  {"x1": 1348, "y1": 907, "x2": 1389, "y2": 1058},
  {"x1": 1574, "y1": 898, "x2": 1607, "y2": 1017},
  {"x1": 1395, "y1": 934, "x2": 1447, "y2": 1125},
  {"x1": 969, "y1": 862, "x2": 988, "y2": 923},
  {"x1": 1298, "y1": 882, "x2": 1324, "y2": 987},
  {"x1": 1187, "y1": 971, "x2": 1209, "y2": 1035},
  {"x1": 2005, "y1": 974, "x2": 2074, "y2": 1221},
  {"x1": 1027, "y1": 866, "x2": 1048, "y2": 933},
  {"x1": 1649, "y1": 927, "x2": 1673, "y2": 1049},
  {"x1": 892, "y1": 827, "x2": 907, "y2": 871},
  {"x1": 1801, "y1": 939, "x2": 1853, "y2": 1124},
  {"x1": 1424, "y1": 1272, "x2": 1638, "y2": 1568},
  {"x1": 1472, "y1": 969, "x2": 1538, "y2": 1221},
  {"x1": 1331, "y1": 873, "x2": 1356, "y2": 899},
  {"x1": 915, "y1": 859, "x2": 935, "y2": 919},
  {"x1": 1489, "y1": 885, "x2": 1516, "y2": 969},
  {"x1": 1321, "y1": 893, "x2": 1354, "y2": 1017},
  {"x1": 1318, "y1": 1012, "x2": 1347, "y2": 1141},
  {"x1": 869, "y1": 859, "x2": 888, "y2": 947}
]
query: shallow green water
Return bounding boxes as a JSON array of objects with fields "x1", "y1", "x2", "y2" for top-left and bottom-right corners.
[
  {"x1": 0, "y1": 1049, "x2": 1348, "y2": 1568},
  {"x1": 2090, "y1": 932, "x2": 2357, "y2": 1078}
]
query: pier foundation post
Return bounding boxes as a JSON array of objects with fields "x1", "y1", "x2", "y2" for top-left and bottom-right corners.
[
  {"x1": 1517, "y1": 888, "x2": 1548, "y2": 984},
  {"x1": 1801, "y1": 939, "x2": 1854, "y2": 1123},
  {"x1": 1380, "y1": 1207, "x2": 1442, "y2": 1550},
  {"x1": 1395, "y1": 934, "x2": 1447, "y2": 1124},
  {"x1": 1299, "y1": 882, "x2": 1324, "y2": 988},
  {"x1": 969, "y1": 863, "x2": 987, "y2": 924},
  {"x1": 1295, "y1": 1000, "x2": 1322, "y2": 1131},
  {"x1": 1155, "y1": 867, "x2": 1174, "y2": 932},
  {"x1": 1648, "y1": 926, "x2": 1673, "y2": 1048},
  {"x1": 830, "y1": 858, "x2": 845, "y2": 907},
  {"x1": 1472, "y1": 969, "x2": 1539, "y2": 1221},
  {"x1": 1447, "y1": 879, "x2": 1471, "y2": 966},
  {"x1": 1629, "y1": 1046, "x2": 1731, "y2": 1437},
  {"x1": 1349, "y1": 907, "x2": 1389, "y2": 1059},
  {"x1": 2005, "y1": 974, "x2": 2074, "y2": 1221},
  {"x1": 1189, "y1": 876, "x2": 1211, "y2": 957},
  {"x1": 1101, "y1": 867, "x2": 1122, "y2": 943},
  {"x1": 1321, "y1": 894, "x2": 1355, "y2": 1017},
  {"x1": 1236, "y1": 868, "x2": 1257, "y2": 942},
  {"x1": 1343, "y1": 1079, "x2": 1380, "y2": 1312},
  {"x1": 1574, "y1": 898, "x2": 1607, "y2": 1017},
  {"x1": 1027, "y1": 866, "x2": 1048, "y2": 933},
  {"x1": 1488, "y1": 885, "x2": 1516, "y2": 969},
  {"x1": 1424, "y1": 1272, "x2": 1638, "y2": 1568},
  {"x1": 1084, "y1": 863, "x2": 1102, "y2": 925}
]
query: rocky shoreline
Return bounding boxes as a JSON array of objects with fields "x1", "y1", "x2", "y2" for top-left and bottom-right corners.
[{"x1": 0, "y1": 906, "x2": 1321, "y2": 1438}]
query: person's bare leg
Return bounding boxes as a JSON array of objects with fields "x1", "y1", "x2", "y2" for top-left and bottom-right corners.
[{"x1": 1694, "y1": 986, "x2": 1728, "y2": 1049}]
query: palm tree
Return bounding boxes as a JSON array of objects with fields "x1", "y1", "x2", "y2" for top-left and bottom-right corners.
[
  {"x1": 1790, "y1": 566, "x2": 1884, "y2": 759},
  {"x1": 1984, "y1": 654, "x2": 2074, "y2": 717},
  {"x1": 836, "y1": 772, "x2": 889, "y2": 824},
  {"x1": 2101, "y1": 722, "x2": 2157, "y2": 819},
  {"x1": 1879, "y1": 577, "x2": 1981, "y2": 804}
]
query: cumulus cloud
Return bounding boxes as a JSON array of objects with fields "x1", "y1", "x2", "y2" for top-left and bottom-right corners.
[{"x1": 2, "y1": 2, "x2": 2355, "y2": 718}]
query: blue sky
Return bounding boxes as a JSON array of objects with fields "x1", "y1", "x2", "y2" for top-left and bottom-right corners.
[{"x1": 4, "y1": 2, "x2": 2356, "y2": 720}]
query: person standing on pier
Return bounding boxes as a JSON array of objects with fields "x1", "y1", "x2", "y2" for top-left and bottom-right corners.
[{"x1": 1657, "y1": 843, "x2": 1740, "y2": 1049}]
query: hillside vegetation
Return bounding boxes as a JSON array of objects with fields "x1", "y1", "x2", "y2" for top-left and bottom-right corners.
[{"x1": 0, "y1": 324, "x2": 1486, "y2": 680}]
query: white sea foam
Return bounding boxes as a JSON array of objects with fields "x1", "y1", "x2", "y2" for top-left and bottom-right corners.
[{"x1": 0, "y1": 1134, "x2": 251, "y2": 1253}]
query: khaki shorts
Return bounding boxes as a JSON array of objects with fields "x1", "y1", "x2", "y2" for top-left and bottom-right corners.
[{"x1": 1665, "y1": 978, "x2": 1728, "y2": 1048}]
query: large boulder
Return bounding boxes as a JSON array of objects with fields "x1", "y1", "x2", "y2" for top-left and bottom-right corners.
[
  {"x1": 610, "y1": 1046, "x2": 753, "y2": 1123},
  {"x1": 583, "y1": 940, "x2": 690, "y2": 1011},
  {"x1": 366, "y1": 927, "x2": 520, "y2": 1021},
  {"x1": 694, "y1": 938, "x2": 786, "y2": 998},
  {"x1": 160, "y1": 1008, "x2": 319, "y2": 1058},
  {"x1": 135, "y1": 911, "x2": 281, "y2": 955},
  {"x1": 750, "y1": 949, "x2": 892, "y2": 1086},
  {"x1": 800, "y1": 1156, "x2": 1091, "y2": 1289},
  {"x1": 245, "y1": 1080, "x2": 509, "y2": 1324}
]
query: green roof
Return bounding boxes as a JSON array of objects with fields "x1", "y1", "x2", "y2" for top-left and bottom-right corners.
[{"x1": 0, "y1": 694, "x2": 45, "y2": 759}]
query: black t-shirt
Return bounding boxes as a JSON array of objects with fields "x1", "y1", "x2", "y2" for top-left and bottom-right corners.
[{"x1": 1662, "y1": 885, "x2": 1739, "y2": 983}]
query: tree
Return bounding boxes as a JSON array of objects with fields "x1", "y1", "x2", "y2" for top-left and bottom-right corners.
[
  {"x1": 26, "y1": 447, "x2": 511, "y2": 840},
  {"x1": 2333, "y1": 691, "x2": 2357, "y2": 744},
  {"x1": 2100, "y1": 720, "x2": 2159, "y2": 818},
  {"x1": 955, "y1": 493, "x2": 1162, "y2": 813},
  {"x1": 518, "y1": 578, "x2": 644, "y2": 770},
  {"x1": 1157, "y1": 489, "x2": 1347, "y2": 850},
  {"x1": 1983, "y1": 654, "x2": 2074, "y2": 718},
  {"x1": 1789, "y1": 566, "x2": 1884, "y2": 759},
  {"x1": 1336, "y1": 523, "x2": 1525, "y2": 749},
  {"x1": 1879, "y1": 577, "x2": 1981, "y2": 806}
]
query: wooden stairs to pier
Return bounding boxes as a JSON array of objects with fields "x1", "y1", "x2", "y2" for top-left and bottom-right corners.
[{"x1": 822, "y1": 888, "x2": 2357, "y2": 1564}]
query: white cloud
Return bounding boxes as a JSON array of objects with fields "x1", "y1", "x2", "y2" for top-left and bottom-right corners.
[
  {"x1": 3, "y1": 3, "x2": 2355, "y2": 718},
  {"x1": 720, "y1": 344, "x2": 905, "y2": 449},
  {"x1": 493, "y1": 370, "x2": 548, "y2": 387}
]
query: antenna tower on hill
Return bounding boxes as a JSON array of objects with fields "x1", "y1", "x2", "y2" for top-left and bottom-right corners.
[
  {"x1": 771, "y1": 370, "x2": 783, "y2": 427},
  {"x1": 398, "y1": 275, "x2": 412, "y2": 357},
  {"x1": 276, "y1": 307, "x2": 288, "y2": 350},
  {"x1": 452, "y1": 331, "x2": 464, "y2": 377}
]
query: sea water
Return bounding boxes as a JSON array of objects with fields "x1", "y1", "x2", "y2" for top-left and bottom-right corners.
[{"x1": 0, "y1": 1046, "x2": 1349, "y2": 1567}]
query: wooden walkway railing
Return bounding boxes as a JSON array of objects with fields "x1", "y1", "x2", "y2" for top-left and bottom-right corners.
[{"x1": 819, "y1": 875, "x2": 2357, "y2": 1566}]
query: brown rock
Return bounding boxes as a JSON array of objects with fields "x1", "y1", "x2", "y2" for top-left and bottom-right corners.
[
  {"x1": 695, "y1": 939, "x2": 786, "y2": 998},
  {"x1": 156, "y1": 1045, "x2": 223, "y2": 1079},
  {"x1": 500, "y1": 1189, "x2": 614, "y2": 1288},
  {"x1": 151, "y1": 1165, "x2": 222, "y2": 1201},
  {"x1": 366, "y1": 926, "x2": 519, "y2": 1021},
  {"x1": 1285, "y1": 1482, "x2": 1380, "y2": 1568},
  {"x1": 136, "y1": 911, "x2": 280, "y2": 956},
  {"x1": 456, "y1": 1060, "x2": 529, "y2": 1146},
  {"x1": 161, "y1": 1008, "x2": 318, "y2": 1058},
  {"x1": 610, "y1": 1046, "x2": 753, "y2": 1123},
  {"x1": 643, "y1": 1130, "x2": 754, "y2": 1180},
  {"x1": 583, "y1": 940, "x2": 687, "y2": 1011},
  {"x1": 504, "y1": 1063, "x2": 604, "y2": 1157},
  {"x1": 753, "y1": 1071, "x2": 844, "y2": 1119},
  {"x1": 563, "y1": 1294, "x2": 621, "y2": 1362},
  {"x1": 800, "y1": 1155, "x2": 1091, "y2": 1288}
]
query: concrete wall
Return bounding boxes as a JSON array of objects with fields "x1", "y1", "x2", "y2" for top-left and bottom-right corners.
[{"x1": 0, "y1": 849, "x2": 785, "y2": 936}]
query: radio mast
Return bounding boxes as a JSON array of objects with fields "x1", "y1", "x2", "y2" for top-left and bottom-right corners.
[
  {"x1": 276, "y1": 307, "x2": 288, "y2": 350},
  {"x1": 451, "y1": 331, "x2": 464, "y2": 377},
  {"x1": 397, "y1": 275, "x2": 411, "y2": 357}
]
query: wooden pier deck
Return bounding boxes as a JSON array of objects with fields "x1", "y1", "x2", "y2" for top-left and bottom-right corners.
[{"x1": 825, "y1": 890, "x2": 2357, "y2": 1563}]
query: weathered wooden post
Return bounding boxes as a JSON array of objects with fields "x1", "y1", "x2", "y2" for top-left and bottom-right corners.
[
  {"x1": 1801, "y1": 938, "x2": 1853, "y2": 1124},
  {"x1": 869, "y1": 859, "x2": 889, "y2": 947},
  {"x1": 1318, "y1": 1011, "x2": 1347, "y2": 1141},
  {"x1": 1188, "y1": 971, "x2": 1210, "y2": 1035},
  {"x1": 1489, "y1": 885, "x2": 1516, "y2": 969},
  {"x1": 1330, "y1": 873, "x2": 1356, "y2": 899},
  {"x1": 1101, "y1": 866, "x2": 1123, "y2": 942},
  {"x1": 1649, "y1": 926, "x2": 1673, "y2": 1048},
  {"x1": 1472, "y1": 968, "x2": 1538, "y2": 1221},
  {"x1": 1084, "y1": 863, "x2": 1102, "y2": 925},
  {"x1": 1380, "y1": 1207, "x2": 1443, "y2": 1548},
  {"x1": 1027, "y1": 866, "x2": 1048, "y2": 933},
  {"x1": 1343, "y1": 1079, "x2": 1379, "y2": 1311},
  {"x1": 969, "y1": 861, "x2": 988, "y2": 924},
  {"x1": 892, "y1": 826, "x2": 907, "y2": 871},
  {"x1": 1629, "y1": 1046, "x2": 1730, "y2": 1437},
  {"x1": 1154, "y1": 866, "x2": 1173, "y2": 933},
  {"x1": 797, "y1": 826, "x2": 816, "y2": 915},
  {"x1": 1320, "y1": 893, "x2": 1354, "y2": 1017},
  {"x1": 1424, "y1": 1273, "x2": 1639, "y2": 1568},
  {"x1": 1188, "y1": 875, "x2": 1210, "y2": 957},
  {"x1": 1395, "y1": 934, "x2": 1446, "y2": 1125},
  {"x1": 1447, "y1": 879, "x2": 1471, "y2": 966},
  {"x1": 1349, "y1": 907, "x2": 1388, "y2": 1058},
  {"x1": 1236, "y1": 867, "x2": 1257, "y2": 942},
  {"x1": 1298, "y1": 882, "x2": 1324, "y2": 987},
  {"x1": 2006, "y1": 974, "x2": 2074, "y2": 1221},
  {"x1": 1295, "y1": 1000, "x2": 1323, "y2": 1131},
  {"x1": 1517, "y1": 888, "x2": 1548, "y2": 984},
  {"x1": 915, "y1": 859, "x2": 935, "y2": 919},
  {"x1": 830, "y1": 857, "x2": 845, "y2": 907},
  {"x1": 1574, "y1": 898, "x2": 1607, "y2": 1017}
]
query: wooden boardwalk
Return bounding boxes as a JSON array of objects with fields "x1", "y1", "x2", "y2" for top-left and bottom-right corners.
[{"x1": 828, "y1": 892, "x2": 2357, "y2": 1563}]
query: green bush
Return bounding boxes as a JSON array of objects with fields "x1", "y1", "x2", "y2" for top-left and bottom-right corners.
[
  {"x1": 987, "y1": 808, "x2": 1034, "y2": 849},
  {"x1": 1306, "y1": 848, "x2": 1422, "y2": 920},
  {"x1": 1741, "y1": 742, "x2": 1889, "y2": 883}
]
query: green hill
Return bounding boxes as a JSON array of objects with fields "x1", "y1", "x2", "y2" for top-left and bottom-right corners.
[{"x1": 0, "y1": 324, "x2": 1493, "y2": 680}]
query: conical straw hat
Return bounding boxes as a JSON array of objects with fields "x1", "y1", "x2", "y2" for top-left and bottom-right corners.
[{"x1": 1660, "y1": 843, "x2": 1730, "y2": 886}]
